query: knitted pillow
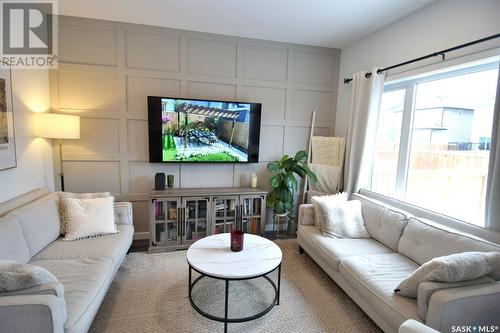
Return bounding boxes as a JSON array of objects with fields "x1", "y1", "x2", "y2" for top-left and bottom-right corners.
[
  {"x1": 57, "y1": 191, "x2": 111, "y2": 233},
  {"x1": 62, "y1": 197, "x2": 117, "y2": 241}
]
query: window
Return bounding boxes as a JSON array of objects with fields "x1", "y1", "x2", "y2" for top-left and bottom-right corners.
[{"x1": 371, "y1": 59, "x2": 499, "y2": 226}]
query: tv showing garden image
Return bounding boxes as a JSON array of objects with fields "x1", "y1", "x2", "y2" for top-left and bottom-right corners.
[{"x1": 157, "y1": 98, "x2": 257, "y2": 162}]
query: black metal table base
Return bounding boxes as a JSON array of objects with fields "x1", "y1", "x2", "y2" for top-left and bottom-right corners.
[{"x1": 188, "y1": 263, "x2": 281, "y2": 333}]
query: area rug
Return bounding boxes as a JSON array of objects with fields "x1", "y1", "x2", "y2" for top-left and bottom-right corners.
[{"x1": 89, "y1": 239, "x2": 381, "y2": 333}]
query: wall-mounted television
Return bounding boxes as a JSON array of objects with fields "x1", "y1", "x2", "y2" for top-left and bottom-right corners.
[{"x1": 148, "y1": 96, "x2": 261, "y2": 163}]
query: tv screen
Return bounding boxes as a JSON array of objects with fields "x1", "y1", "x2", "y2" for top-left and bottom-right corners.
[{"x1": 148, "y1": 96, "x2": 261, "y2": 163}]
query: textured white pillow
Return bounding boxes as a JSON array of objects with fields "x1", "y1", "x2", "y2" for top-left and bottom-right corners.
[
  {"x1": 63, "y1": 197, "x2": 117, "y2": 241},
  {"x1": 58, "y1": 191, "x2": 111, "y2": 233},
  {"x1": 0, "y1": 260, "x2": 58, "y2": 292},
  {"x1": 317, "y1": 199, "x2": 370, "y2": 238},
  {"x1": 311, "y1": 192, "x2": 348, "y2": 231},
  {"x1": 395, "y1": 251, "x2": 500, "y2": 298}
]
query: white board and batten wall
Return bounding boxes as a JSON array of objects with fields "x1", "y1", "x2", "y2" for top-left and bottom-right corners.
[{"x1": 50, "y1": 16, "x2": 340, "y2": 238}]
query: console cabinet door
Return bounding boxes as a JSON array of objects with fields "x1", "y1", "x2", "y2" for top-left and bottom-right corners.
[
  {"x1": 182, "y1": 197, "x2": 210, "y2": 245},
  {"x1": 151, "y1": 198, "x2": 181, "y2": 246},
  {"x1": 212, "y1": 196, "x2": 239, "y2": 234},
  {"x1": 240, "y1": 195, "x2": 265, "y2": 235}
]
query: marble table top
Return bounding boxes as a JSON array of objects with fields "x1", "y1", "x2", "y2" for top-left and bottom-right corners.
[{"x1": 187, "y1": 233, "x2": 282, "y2": 279}]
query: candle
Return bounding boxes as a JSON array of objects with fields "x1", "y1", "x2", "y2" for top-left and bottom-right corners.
[{"x1": 251, "y1": 173, "x2": 257, "y2": 188}]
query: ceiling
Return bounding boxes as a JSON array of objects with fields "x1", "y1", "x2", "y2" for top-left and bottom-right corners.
[{"x1": 59, "y1": 0, "x2": 435, "y2": 49}]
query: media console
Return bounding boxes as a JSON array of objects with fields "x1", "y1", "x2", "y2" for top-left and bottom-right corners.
[{"x1": 149, "y1": 187, "x2": 267, "y2": 252}]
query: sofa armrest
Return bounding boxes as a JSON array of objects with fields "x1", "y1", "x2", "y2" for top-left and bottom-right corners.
[
  {"x1": 0, "y1": 294, "x2": 66, "y2": 333},
  {"x1": 399, "y1": 320, "x2": 439, "y2": 333},
  {"x1": 417, "y1": 277, "x2": 494, "y2": 320},
  {"x1": 114, "y1": 201, "x2": 133, "y2": 225},
  {"x1": 426, "y1": 281, "x2": 500, "y2": 331},
  {"x1": 299, "y1": 204, "x2": 315, "y2": 226}
]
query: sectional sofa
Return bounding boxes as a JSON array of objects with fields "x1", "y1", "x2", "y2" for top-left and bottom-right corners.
[
  {"x1": 297, "y1": 190, "x2": 500, "y2": 333},
  {"x1": 0, "y1": 188, "x2": 134, "y2": 333}
]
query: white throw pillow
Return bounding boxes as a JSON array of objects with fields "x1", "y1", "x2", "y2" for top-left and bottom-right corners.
[
  {"x1": 0, "y1": 260, "x2": 58, "y2": 292},
  {"x1": 395, "y1": 251, "x2": 500, "y2": 298},
  {"x1": 311, "y1": 192, "x2": 348, "y2": 231},
  {"x1": 316, "y1": 198, "x2": 370, "y2": 238},
  {"x1": 57, "y1": 191, "x2": 111, "y2": 233},
  {"x1": 62, "y1": 197, "x2": 117, "y2": 241}
]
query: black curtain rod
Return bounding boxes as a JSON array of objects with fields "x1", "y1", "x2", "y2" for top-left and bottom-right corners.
[{"x1": 343, "y1": 33, "x2": 500, "y2": 84}]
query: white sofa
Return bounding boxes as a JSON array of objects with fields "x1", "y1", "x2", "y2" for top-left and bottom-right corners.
[
  {"x1": 0, "y1": 188, "x2": 134, "y2": 333},
  {"x1": 297, "y1": 191, "x2": 500, "y2": 333}
]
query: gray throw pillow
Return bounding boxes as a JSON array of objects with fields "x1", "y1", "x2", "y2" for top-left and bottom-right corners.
[
  {"x1": 394, "y1": 251, "x2": 500, "y2": 298},
  {"x1": 0, "y1": 260, "x2": 59, "y2": 292}
]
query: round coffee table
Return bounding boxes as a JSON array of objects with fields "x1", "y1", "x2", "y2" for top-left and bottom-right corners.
[{"x1": 187, "y1": 233, "x2": 282, "y2": 332}]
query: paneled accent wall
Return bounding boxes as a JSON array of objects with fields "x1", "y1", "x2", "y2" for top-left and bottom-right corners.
[{"x1": 50, "y1": 16, "x2": 340, "y2": 238}]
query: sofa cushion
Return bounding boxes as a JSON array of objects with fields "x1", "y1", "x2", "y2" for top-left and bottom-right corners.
[
  {"x1": 30, "y1": 257, "x2": 113, "y2": 333},
  {"x1": 297, "y1": 225, "x2": 393, "y2": 271},
  {"x1": 0, "y1": 215, "x2": 31, "y2": 263},
  {"x1": 352, "y1": 193, "x2": 408, "y2": 251},
  {"x1": 398, "y1": 218, "x2": 500, "y2": 278},
  {"x1": 339, "y1": 253, "x2": 421, "y2": 330},
  {"x1": 32, "y1": 224, "x2": 133, "y2": 265},
  {"x1": 6, "y1": 193, "x2": 61, "y2": 257}
]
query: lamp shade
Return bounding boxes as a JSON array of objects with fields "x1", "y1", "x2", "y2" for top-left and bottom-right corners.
[{"x1": 34, "y1": 113, "x2": 80, "y2": 139}]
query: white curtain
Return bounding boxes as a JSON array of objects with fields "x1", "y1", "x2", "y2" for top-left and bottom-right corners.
[
  {"x1": 485, "y1": 63, "x2": 500, "y2": 231},
  {"x1": 343, "y1": 68, "x2": 386, "y2": 194}
]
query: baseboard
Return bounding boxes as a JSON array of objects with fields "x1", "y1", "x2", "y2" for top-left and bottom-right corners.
[{"x1": 133, "y1": 232, "x2": 149, "y2": 240}]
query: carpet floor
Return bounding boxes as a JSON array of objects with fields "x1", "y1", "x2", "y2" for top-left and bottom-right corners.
[{"x1": 89, "y1": 239, "x2": 382, "y2": 333}]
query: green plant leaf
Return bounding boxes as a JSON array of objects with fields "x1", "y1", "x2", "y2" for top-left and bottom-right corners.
[
  {"x1": 294, "y1": 150, "x2": 308, "y2": 162},
  {"x1": 267, "y1": 162, "x2": 279, "y2": 173},
  {"x1": 280, "y1": 155, "x2": 290, "y2": 163},
  {"x1": 284, "y1": 171, "x2": 298, "y2": 190},
  {"x1": 270, "y1": 175, "x2": 281, "y2": 188},
  {"x1": 267, "y1": 192, "x2": 277, "y2": 208},
  {"x1": 290, "y1": 165, "x2": 306, "y2": 178},
  {"x1": 295, "y1": 164, "x2": 318, "y2": 183},
  {"x1": 280, "y1": 158, "x2": 295, "y2": 170},
  {"x1": 284, "y1": 202, "x2": 292, "y2": 211},
  {"x1": 275, "y1": 200, "x2": 285, "y2": 214}
]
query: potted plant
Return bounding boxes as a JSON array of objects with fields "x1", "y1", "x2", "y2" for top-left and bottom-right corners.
[{"x1": 266, "y1": 150, "x2": 317, "y2": 222}]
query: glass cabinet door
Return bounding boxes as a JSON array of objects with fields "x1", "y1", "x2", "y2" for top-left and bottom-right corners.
[
  {"x1": 152, "y1": 198, "x2": 181, "y2": 246},
  {"x1": 241, "y1": 196, "x2": 263, "y2": 234},
  {"x1": 212, "y1": 196, "x2": 239, "y2": 234},
  {"x1": 182, "y1": 197, "x2": 209, "y2": 244}
]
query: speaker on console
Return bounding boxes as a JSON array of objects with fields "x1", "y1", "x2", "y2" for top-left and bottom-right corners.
[{"x1": 154, "y1": 172, "x2": 166, "y2": 190}]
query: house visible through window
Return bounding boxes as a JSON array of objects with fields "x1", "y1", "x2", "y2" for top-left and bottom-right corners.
[{"x1": 371, "y1": 58, "x2": 499, "y2": 226}]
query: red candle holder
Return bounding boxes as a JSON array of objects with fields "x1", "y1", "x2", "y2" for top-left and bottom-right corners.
[{"x1": 230, "y1": 230, "x2": 244, "y2": 252}]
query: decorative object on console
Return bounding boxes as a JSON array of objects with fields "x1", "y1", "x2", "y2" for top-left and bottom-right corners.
[
  {"x1": 251, "y1": 173, "x2": 257, "y2": 188},
  {"x1": 167, "y1": 174, "x2": 174, "y2": 188},
  {"x1": 34, "y1": 112, "x2": 80, "y2": 191},
  {"x1": 154, "y1": 172, "x2": 166, "y2": 190},
  {"x1": 62, "y1": 196, "x2": 117, "y2": 241},
  {"x1": 394, "y1": 251, "x2": 500, "y2": 298},
  {"x1": 0, "y1": 63, "x2": 16, "y2": 171}
]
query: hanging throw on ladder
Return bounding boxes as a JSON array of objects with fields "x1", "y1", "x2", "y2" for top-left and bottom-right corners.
[{"x1": 301, "y1": 111, "x2": 345, "y2": 204}]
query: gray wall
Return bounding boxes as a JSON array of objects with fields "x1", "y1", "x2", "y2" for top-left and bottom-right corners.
[{"x1": 50, "y1": 16, "x2": 340, "y2": 238}]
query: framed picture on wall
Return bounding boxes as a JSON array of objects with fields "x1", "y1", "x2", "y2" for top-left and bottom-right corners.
[{"x1": 0, "y1": 62, "x2": 16, "y2": 171}]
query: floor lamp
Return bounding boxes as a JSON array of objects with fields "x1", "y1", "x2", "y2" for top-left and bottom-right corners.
[{"x1": 35, "y1": 113, "x2": 80, "y2": 191}]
